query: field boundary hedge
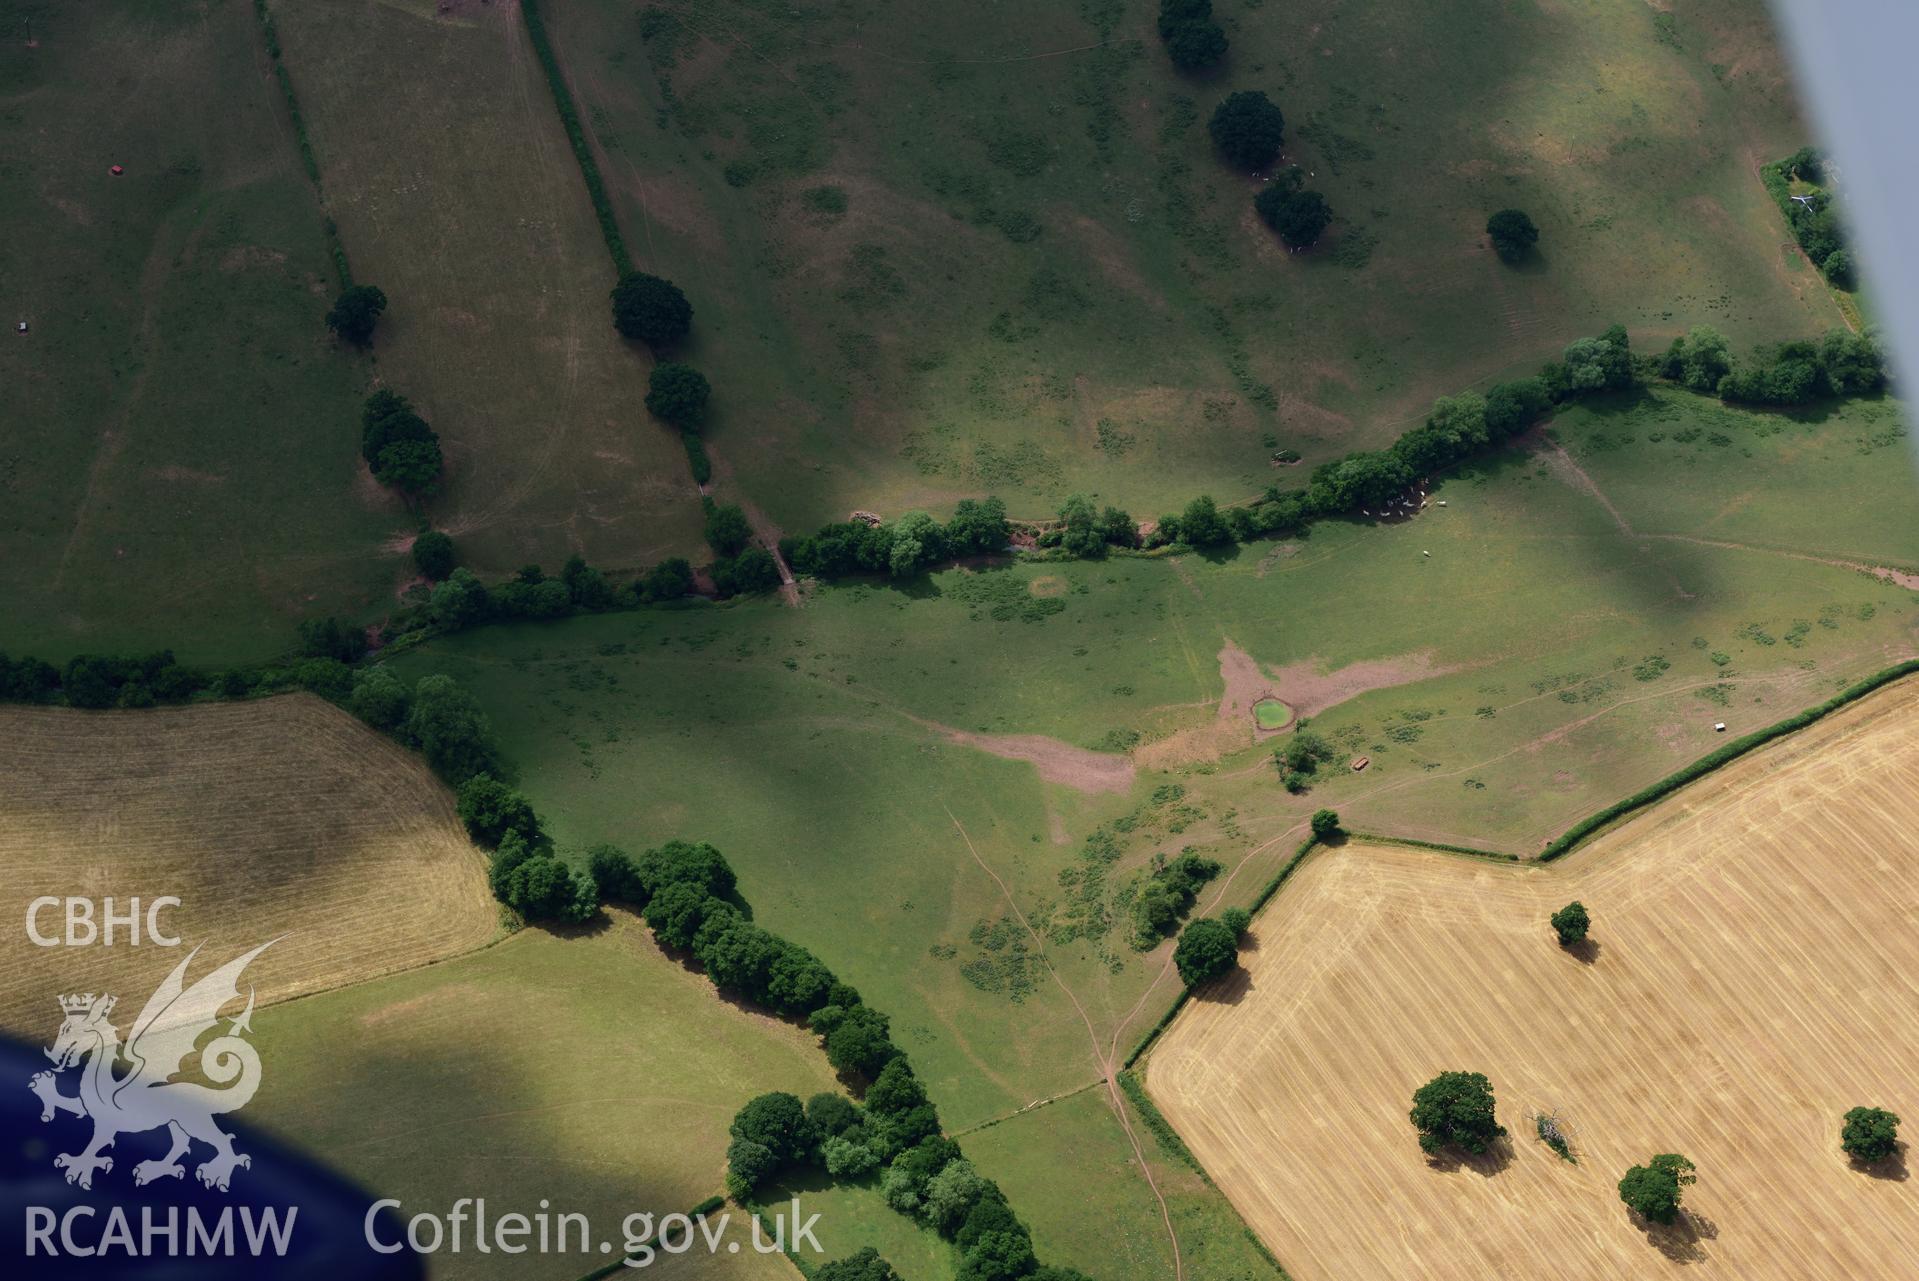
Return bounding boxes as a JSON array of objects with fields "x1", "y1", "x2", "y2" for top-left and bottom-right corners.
[
  {"x1": 1117, "y1": 1069, "x2": 1211, "y2": 1184},
  {"x1": 520, "y1": 0, "x2": 634, "y2": 277},
  {"x1": 1350, "y1": 833, "x2": 1520, "y2": 863},
  {"x1": 253, "y1": 0, "x2": 352, "y2": 289},
  {"x1": 567, "y1": 1193, "x2": 726, "y2": 1281},
  {"x1": 1121, "y1": 834, "x2": 1320, "y2": 1070},
  {"x1": 1538, "y1": 660, "x2": 1919, "y2": 861}
]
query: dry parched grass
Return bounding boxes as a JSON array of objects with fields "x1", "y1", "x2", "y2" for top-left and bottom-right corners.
[
  {"x1": 1146, "y1": 679, "x2": 1919, "y2": 1280},
  {"x1": 0, "y1": 695, "x2": 494, "y2": 1036}
]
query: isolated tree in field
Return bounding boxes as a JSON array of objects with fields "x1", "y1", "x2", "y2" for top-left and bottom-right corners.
[
  {"x1": 1158, "y1": 0, "x2": 1226, "y2": 71},
  {"x1": 1617, "y1": 1153, "x2": 1696, "y2": 1223},
  {"x1": 1550, "y1": 900, "x2": 1591, "y2": 946},
  {"x1": 1175, "y1": 917, "x2": 1240, "y2": 987},
  {"x1": 645, "y1": 362, "x2": 711, "y2": 430},
  {"x1": 1310, "y1": 808, "x2": 1341, "y2": 839},
  {"x1": 1261, "y1": 186, "x2": 1332, "y2": 250},
  {"x1": 1208, "y1": 91, "x2": 1286, "y2": 171},
  {"x1": 610, "y1": 270, "x2": 692, "y2": 348},
  {"x1": 1485, "y1": 209, "x2": 1539, "y2": 263},
  {"x1": 326, "y1": 284, "x2": 387, "y2": 346},
  {"x1": 1841, "y1": 1107, "x2": 1901, "y2": 1163},
  {"x1": 411, "y1": 530, "x2": 455, "y2": 581},
  {"x1": 1409, "y1": 1071, "x2": 1506, "y2": 1155}
]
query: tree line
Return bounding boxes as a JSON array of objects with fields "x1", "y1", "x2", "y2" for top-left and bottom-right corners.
[
  {"x1": 444, "y1": 788, "x2": 1099, "y2": 1281},
  {"x1": 1763, "y1": 147, "x2": 1855, "y2": 289}
]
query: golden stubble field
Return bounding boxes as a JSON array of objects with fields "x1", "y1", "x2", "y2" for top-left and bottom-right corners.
[
  {"x1": 1147, "y1": 679, "x2": 1919, "y2": 1279},
  {"x1": 0, "y1": 695, "x2": 495, "y2": 1037}
]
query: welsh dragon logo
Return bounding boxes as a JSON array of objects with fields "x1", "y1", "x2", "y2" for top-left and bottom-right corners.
[{"x1": 28, "y1": 940, "x2": 277, "y2": 1192}]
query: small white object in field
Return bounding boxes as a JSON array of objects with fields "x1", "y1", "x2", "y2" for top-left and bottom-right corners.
[
  {"x1": 1438, "y1": 500, "x2": 1448, "y2": 506},
  {"x1": 1714, "y1": 722, "x2": 1727, "y2": 732},
  {"x1": 1423, "y1": 550, "x2": 1431, "y2": 557},
  {"x1": 15, "y1": 321, "x2": 25, "y2": 333}
]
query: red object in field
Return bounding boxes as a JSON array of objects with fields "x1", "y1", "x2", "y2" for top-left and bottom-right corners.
[{"x1": 109, "y1": 164, "x2": 124, "y2": 176}]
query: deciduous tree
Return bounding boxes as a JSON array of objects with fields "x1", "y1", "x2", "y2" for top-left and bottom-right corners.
[
  {"x1": 1841, "y1": 1107, "x2": 1901, "y2": 1163},
  {"x1": 1550, "y1": 900, "x2": 1591, "y2": 946},
  {"x1": 1486, "y1": 209, "x2": 1539, "y2": 263},
  {"x1": 1209, "y1": 91, "x2": 1286, "y2": 171},
  {"x1": 646, "y1": 362, "x2": 711, "y2": 430},
  {"x1": 1174, "y1": 917, "x2": 1240, "y2": 987},
  {"x1": 1409, "y1": 1071, "x2": 1505, "y2": 1155},
  {"x1": 611, "y1": 271, "x2": 692, "y2": 347},
  {"x1": 326, "y1": 284, "x2": 387, "y2": 345},
  {"x1": 1618, "y1": 1153, "x2": 1696, "y2": 1223}
]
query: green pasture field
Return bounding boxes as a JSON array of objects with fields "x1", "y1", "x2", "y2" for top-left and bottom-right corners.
[
  {"x1": 248, "y1": 915, "x2": 839, "y2": 1281},
  {"x1": 385, "y1": 390, "x2": 1917, "y2": 1277},
  {"x1": 537, "y1": 0, "x2": 1839, "y2": 538},
  {"x1": 965, "y1": 1086, "x2": 1284, "y2": 1281},
  {"x1": 0, "y1": 0, "x2": 399, "y2": 663},
  {"x1": 775, "y1": 1178, "x2": 959, "y2": 1281},
  {"x1": 267, "y1": 0, "x2": 707, "y2": 578},
  {"x1": 1546, "y1": 387, "x2": 1917, "y2": 568}
]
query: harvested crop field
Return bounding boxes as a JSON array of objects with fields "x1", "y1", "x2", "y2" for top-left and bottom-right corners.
[
  {"x1": 0, "y1": 695, "x2": 494, "y2": 1035},
  {"x1": 1146, "y1": 677, "x2": 1919, "y2": 1280}
]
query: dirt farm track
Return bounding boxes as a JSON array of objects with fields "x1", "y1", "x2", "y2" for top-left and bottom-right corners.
[
  {"x1": 1147, "y1": 678, "x2": 1919, "y2": 1279},
  {"x1": 0, "y1": 695, "x2": 495, "y2": 1037}
]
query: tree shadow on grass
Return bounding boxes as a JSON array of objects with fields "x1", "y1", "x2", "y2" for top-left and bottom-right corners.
[
  {"x1": 1193, "y1": 540, "x2": 1246, "y2": 566},
  {"x1": 1423, "y1": 1134, "x2": 1514, "y2": 1177},
  {"x1": 544, "y1": 912, "x2": 615, "y2": 941},
  {"x1": 1502, "y1": 246, "x2": 1551, "y2": 278},
  {"x1": 1853, "y1": 1141, "x2": 1910, "y2": 1182},
  {"x1": 1632, "y1": 1209, "x2": 1716, "y2": 1264}
]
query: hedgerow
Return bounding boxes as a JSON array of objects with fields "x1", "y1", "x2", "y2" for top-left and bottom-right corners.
[
  {"x1": 1117, "y1": 1070, "x2": 1210, "y2": 1181},
  {"x1": 520, "y1": 0, "x2": 633, "y2": 275},
  {"x1": 1539, "y1": 660, "x2": 1919, "y2": 861},
  {"x1": 253, "y1": 0, "x2": 352, "y2": 288}
]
